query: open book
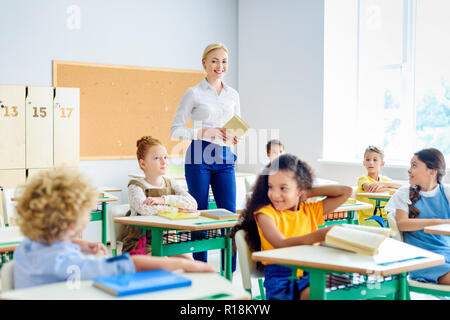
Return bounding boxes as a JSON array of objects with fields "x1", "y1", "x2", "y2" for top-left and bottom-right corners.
[
  {"x1": 322, "y1": 224, "x2": 393, "y2": 255},
  {"x1": 222, "y1": 115, "x2": 250, "y2": 146}
]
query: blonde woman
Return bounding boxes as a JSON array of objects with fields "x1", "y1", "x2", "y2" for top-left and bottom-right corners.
[{"x1": 170, "y1": 43, "x2": 240, "y2": 271}]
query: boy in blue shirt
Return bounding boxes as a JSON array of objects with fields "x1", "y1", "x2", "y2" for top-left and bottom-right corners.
[{"x1": 13, "y1": 168, "x2": 214, "y2": 289}]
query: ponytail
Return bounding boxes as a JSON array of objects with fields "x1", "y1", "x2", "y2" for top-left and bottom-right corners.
[{"x1": 408, "y1": 185, "x2": 421, "y2": 219}]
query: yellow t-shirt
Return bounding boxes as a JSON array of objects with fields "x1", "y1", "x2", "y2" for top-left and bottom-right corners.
[
  {"x1": 355, "y1": 174, "x2": 392, "y2": 223},
  {"x1": 254, "y1": 201, "x2": 324, "y2": 276}
]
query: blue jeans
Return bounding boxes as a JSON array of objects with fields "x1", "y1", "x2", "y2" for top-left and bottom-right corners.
[
  {"x1": 264, "y1": 264, "x2": 310, "y2": 300},
  {"x1": 185, "y1": 140, "x2": 237, "y2": 272}
]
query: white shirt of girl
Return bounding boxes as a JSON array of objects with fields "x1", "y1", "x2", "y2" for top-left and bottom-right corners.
[
  {"x1": 386, "y1": 184, "x2": 450, "y2": 214},
  {"x1": 128, "y1": 177, "x2": 197, "y2": 216}
]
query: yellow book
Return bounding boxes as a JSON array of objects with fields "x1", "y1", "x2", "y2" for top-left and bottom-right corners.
[
  {"x1": 322, "y1": 224, "x2": 393, "y2": 255},
  {"x1": 158, "y1": 212, "x2": 199, "y2": 220},
  {"x1": 222, "y1": 115, "x2": 250, "y2": 146}
]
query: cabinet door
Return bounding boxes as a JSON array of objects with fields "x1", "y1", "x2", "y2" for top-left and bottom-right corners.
[
  {"x1": 54, "y1": 87, "x2": 80, "y2": 167},
  {"x1": 0, "y1": 169, "x2": 26, "y2": 188},
  {"x1": 25, "y1": 86, "x2": 54, "y2": 169},
  {"x1": 0, "y1": 85, "x2": 26, "y2": 169}
]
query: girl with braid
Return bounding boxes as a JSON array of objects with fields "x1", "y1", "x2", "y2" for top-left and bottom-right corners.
[{"x1": 386, "y1": 148, "x2": 450, "y2": 284}]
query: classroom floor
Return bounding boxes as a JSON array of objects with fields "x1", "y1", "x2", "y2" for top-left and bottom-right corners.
[{"x1": 0, "y1": 249, "x2": 442, "y2": 300}]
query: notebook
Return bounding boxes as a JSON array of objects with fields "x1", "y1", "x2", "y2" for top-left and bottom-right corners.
[
  {"x1": 200, "y1": 209, "x2": 239, "y2": 220},
  {"x1": 158, "y1": 211, "x2": 200, "y2": 220},
  {"x1": 222, "y1": 115, "x2": 250, "y2": 146},
  {"x1": 93, "y1": 270, "x2": 192, "y2": 297}
]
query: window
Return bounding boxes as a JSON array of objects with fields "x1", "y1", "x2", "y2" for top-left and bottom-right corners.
[{"x1": 323, "y1": 0, "x2": 450, "y2": 165}]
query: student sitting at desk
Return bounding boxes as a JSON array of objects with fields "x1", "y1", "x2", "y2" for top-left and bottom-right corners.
[
  {"x1": 13, "y1": 168, "x2": 214, "y2": 289},
  {"x1": 231, "y1": 154, "x2": 352, "y2": 300},
  {"x1": 356, "y1": 145, "x2": 401, "y2": 224},
  {"x1": 119, "y1": 136, "x2": 198, "y2": 255},
  {"x1": 266, "y1": 139, "x2": 285, "y2": 162},
  {"x1": 386, "y1": 148, "x2": 450, "y2": 285}
]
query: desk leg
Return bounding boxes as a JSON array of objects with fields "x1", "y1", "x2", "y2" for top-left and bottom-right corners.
[
  {"x1": 398, "y1": 272, "x2": 410, "y2": 300},
  {"x1": 101, "y1": 202, "x2": 107, "y2": 246},
  {"x1": 309, "y1": 269, "x2": 327, "y2": 300},
  {"x1": 347, "y1": 210, "x2": 355, "y2": 224},
  {"x1": 150, "y1": 228, "x2": 164, "y2": 256},
  {"x1": 224, "y1": 228, "x2": 232, "y2": 281}
]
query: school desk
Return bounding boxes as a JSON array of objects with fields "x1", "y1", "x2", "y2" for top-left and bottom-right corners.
[
  {"x1": 0, "y1": 272, "x2": 251, "y2": 300},
  {"x1": 128, "y1": 171, "x2": 256, "y2": 211},
  {"x1": 252, "y1": 237, "x2": 444, "y2": 300},
  {"x1": 0, "y1": 227, "x2": 23, "y2": 264},
  {"x1": 322, "y1": 201, "x2": 373, "y2": 226},
  {"x1": 8, "y1": 194, "x2": 116, "y2": 246},
  {"x1": 114, "y1": 210, "x2": 237, "y2": 281},
  {"x1": 356, "y1": 191, "x2": 393, "y2": 218},
  {"x1": 93, "y1": 194, "x2": 118, "y2": 246},
  {"x1": 424, "y1": 224, "x2": 450, "y2": 236}
]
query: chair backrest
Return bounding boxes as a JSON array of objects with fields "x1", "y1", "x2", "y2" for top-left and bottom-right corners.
[
  {"x1": 1, "y1": 260, "x2": 15, "y2": 292},
  {"x1": 387, "y1": 211, "x2": 403, "y2": 241},
  {"x1": 235, "y1": 229, "x2": 263, "y2": 291},
  {"x1": 108, "y1": 204, "x2": 130, "y2": 251}
]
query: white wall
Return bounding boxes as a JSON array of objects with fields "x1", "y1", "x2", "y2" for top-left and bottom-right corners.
[
  {"x1": 237, "y1": 0, "x2": 449, "y2": 186},
  {"x1": 0, "y1": 0, "x2": 239, "y2": 203},
  {"x1": 237, "y1": 0, "x2": 325, "y2": 173}
]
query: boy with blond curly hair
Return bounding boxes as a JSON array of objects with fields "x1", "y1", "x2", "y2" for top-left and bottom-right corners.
[{"x1": 13, "y1": 168, "x2": 213, "y2": 289}]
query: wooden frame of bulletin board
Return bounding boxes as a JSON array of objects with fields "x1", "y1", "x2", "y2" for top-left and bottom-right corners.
[{"x1": 53, "y1": 61, "x2": 205, "y2": 160}]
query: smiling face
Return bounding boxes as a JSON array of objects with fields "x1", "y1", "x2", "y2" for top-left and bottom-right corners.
[
  {"x1": 202, "y1": 48, "x2": 228, "y2": 81},
  {"x1": 363, "y1": 151, "x2": 385, "y2": 176},
  {"x1": 267, "y1": 170, "x2": 302, "y2": 211},
  {"x1": 408, "y1": 155, "x2": 436, "y2": 187},
  {"x1": 139, "y1": 144, "x2": 169, "y2": 176}
]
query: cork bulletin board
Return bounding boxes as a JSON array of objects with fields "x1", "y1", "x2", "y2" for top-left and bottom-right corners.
[{"x1": 53, "y1": 60, "x2": 205, "y2": 160}]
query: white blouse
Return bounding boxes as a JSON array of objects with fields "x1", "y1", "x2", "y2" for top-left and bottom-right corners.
[
  {"x1": 170, "y1": 78, "x2": 240, "y2": 147},
  {"x1": 385, "y1": 184, "x2": 450, "y2": 214},
  {"x1": 128, "y1": 177, "x2": 197, "y2": 216}
]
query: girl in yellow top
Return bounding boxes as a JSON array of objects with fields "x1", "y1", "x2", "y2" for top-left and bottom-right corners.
[
  {"x1": 231, "y1": 154, "x2": 352, "y2": 300},
  {"x1": 356, "y1": 146, "x2": 401, "y2": 224}
]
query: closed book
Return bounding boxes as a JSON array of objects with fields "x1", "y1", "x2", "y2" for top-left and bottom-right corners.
[
  {"x1": 158, "y1": 211, "x2": 199, "y2": 220},
  {"x1": 200, "y1": 209, "x2": 239, "y2": 220},
  {"x1": 222, "y1": 115, "x2": 250, "y2": 146},
  {"x1": 93, "y1": 270, "x2": 192, "y2": 297}
]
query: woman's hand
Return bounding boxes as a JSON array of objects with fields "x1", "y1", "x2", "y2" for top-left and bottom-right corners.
[
  {"x1": 198, "y1": 127, "x2": 226, "y2": 141},
  {"x1": 143, "y1": 197, "x2": 165, "y2": 206}
]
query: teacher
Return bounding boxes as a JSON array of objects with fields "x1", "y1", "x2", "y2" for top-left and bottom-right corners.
[{"x1": 170, "y1": 43, "x2": 240, "y2": 271}]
